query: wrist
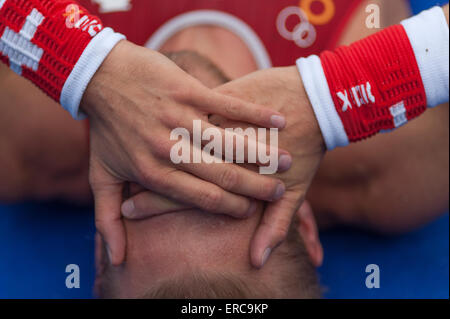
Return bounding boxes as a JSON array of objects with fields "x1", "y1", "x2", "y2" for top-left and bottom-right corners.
[
  {"x1": 286, "y1": 66, "x2": 326, "y2": 152},
  {"x1": 296, "y1": 57, "x2": 348, "y2": 150},
  {"x1": 80, "y1": 39, "x2": 132, "y2": 119},
  {"x1": 296, "y1": 6, "x2": 448, "y2": 150},
  {"x1": 66, "y1": 30, "x2": 126, "y2": 120},
  {"x1": 0, "y1": 0, "x2": 125, "y2": 120}
]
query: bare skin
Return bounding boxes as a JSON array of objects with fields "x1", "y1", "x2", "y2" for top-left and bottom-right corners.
[
  {"x1": 0, "y1": 0, "x2": 448, "y2": 262},
  {"x1": 0, "y1": 63, "x2": 90, "y2": 204},
  {"x1": 84, "y1": 40, "x2": 293, "y2": 264},
  {"x1": 95, "y1": 198, "x2": 322, "y2": 299},
  {"x1": 127, "y1": 0, "x2": 449, "y2": 238},
  {"x1": 308, "y1": 1, "x2": 449, "y2": 233},
  {"x1": 161, "y1": 26, "x2": 258, "y2": 80}
]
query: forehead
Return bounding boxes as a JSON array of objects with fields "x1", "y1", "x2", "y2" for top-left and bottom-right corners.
[
  {"x1": 122, "y1": 208, "x2": 261, "y2": 272},
  {"x1": 102, "y1": 207, "x2": 306, "y2": 298}
]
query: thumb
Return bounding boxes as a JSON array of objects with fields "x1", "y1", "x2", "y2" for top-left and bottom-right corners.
[
  {"x1": 122, "y1": 191, "x2": 191, "y2": 220},
  {"x1": 250, "y1": 191, "x2": 302, "y2": 268},
  {"x1": 91, "y1": 165, "x2": 126, "y2": 266}
]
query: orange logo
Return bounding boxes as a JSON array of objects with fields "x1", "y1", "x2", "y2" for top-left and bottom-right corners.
[
  {"x1": 63, "y1": 4, "x2": 84, "y2": 27},
  {"x1": 299, "y1": 0, "x2": 335, "y2": 26}
]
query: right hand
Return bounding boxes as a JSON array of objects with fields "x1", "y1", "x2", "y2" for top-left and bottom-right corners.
[{"x1": 81, "y1": 41, "x2": 292, "y2": 265}]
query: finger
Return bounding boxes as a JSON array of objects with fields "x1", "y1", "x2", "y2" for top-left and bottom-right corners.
[
  {"x1": 297, "y1": 201, "x2": 324, "y2": 267},
  {"x1": 92, "y1": 182, "x2": 126, "y2": 266},
  {"x1": 249, "y1": 191, "x2": 303, "y2": 268},
  {"x1": 122, "y1": 191, "x2": 191, "y2": 220},
  {"x1": 128, "y1": 183, "x2": 147, "y2": 197},
  {"x1": 147, "y1": 170, "x2": 257, "y2": 218},
  {"x1": 178, "y1": 118, "x2": 292, "y2": 172},
  {"x1": 201, "y1": 120, "x2": 292, "y2": 172},
  {"x1": 196, "y1": 90, "x2": 287, "y2": 129},
  {"x1": 179, "y1": 161, "x2": 285, "y2": 202}
]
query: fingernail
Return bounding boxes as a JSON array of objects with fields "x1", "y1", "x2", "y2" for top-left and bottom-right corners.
[
  {"x1": 121, "y1": 200, "x2": 135, "y2": 217},
  {"x1": 273, "y1": 183, "x2": 285, "y2": 201},
  {"x1": 261, "y1": 248, "x2": 272, "y2": 267},
  {"x1": 270, "y1": 115, "x2": 286, "y2": 129},
  {"x1": 278, "y1": 154, "x2": 292, "y2": 171},
  {"x1": 246, "y1": 200, "x2": 257, "y2": 217}
]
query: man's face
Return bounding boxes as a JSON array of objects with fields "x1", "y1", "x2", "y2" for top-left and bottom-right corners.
[{"x1": 95, "y1": 201, "x2": 322, "y2": 298}]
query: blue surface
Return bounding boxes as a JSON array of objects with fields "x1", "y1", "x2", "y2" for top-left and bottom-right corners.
[
  {"x1": 0, "y1": 202, "x2": 96, "y2": 299},
  {"x1": 0, "y1": 202, "x2": 448, "y2": 299},
  {"x1": 318, "y1": 213, "x2": 449, "y2": 299},
  {"x1": 409, "y1": 0, "x2": 448, "y2": 14},
  {"x1": 0, "y1": 0, "x2": 448, "y2": 300}
]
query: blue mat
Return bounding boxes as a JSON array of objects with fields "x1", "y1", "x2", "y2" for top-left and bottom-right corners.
[
  {"x1": 0, "y1": 202, "x2": 448, "y2": 299},
  {"x1": 0, "y1": 0, "x2": 448, "y2": 300},
  {"x1": 410, "y1": 0, "x2": 448, "y2": 13},
  {"x1": 319, "y1": 213, "x2": 449, "y2": 299}
]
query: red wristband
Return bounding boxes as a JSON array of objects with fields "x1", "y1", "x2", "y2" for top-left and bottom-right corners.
[
  {"x1": 319, "y1": 24, "x2": 427, "y2": 142},
  {"x1": 0, "y1": 0, "x2": 103, "y2": 102}
]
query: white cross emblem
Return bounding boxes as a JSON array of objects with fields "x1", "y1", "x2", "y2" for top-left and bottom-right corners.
[
  {"x1": 0, "y1": 8, "x2": 44, "y2": 75},
  {"x1": 390, "y1": 101, "x2": 408, "y2": 128},
  {"x1": 92, "y1": 0, "x2": 132, "y2": 13}
]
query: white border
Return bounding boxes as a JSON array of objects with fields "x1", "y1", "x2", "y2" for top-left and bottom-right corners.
[
  {"x1": 297, "y1": 55, "x2": 349, "y2": 150},
  {"x1": 145, "y1": 10, "x2": 272, "y2": 70},
  {"x1": 60, "y1": 28, "x2": 125, "y2": 120},
  {"x1": 401, "y1": 6, "x2": 449, "y2": 108}
]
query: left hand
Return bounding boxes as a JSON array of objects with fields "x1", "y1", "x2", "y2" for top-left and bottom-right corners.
[{"x1": 121, "y1": 66, "x2": 326, "y2": 268}]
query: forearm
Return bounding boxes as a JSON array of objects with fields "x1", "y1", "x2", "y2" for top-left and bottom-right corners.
[
  {"x1": 308, "y1": 104, "x2": 449, "y2": 233},
  {"x1": 0, "y1": 64, "x2": 91, "y2": 203},
  {"x1": 305, "y1": 5, "x2": 449, "y2": 231},
  {"x1": 298, "y1": 5, "x2": 449, "y2": 151}
]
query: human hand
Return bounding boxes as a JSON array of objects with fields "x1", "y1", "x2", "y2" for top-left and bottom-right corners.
[
  {"x1": 81, "y1": 41, "x2": 291, "y2": 265},
  {"x1": 215, "y1": 66, "x2": 325, "y2": 267},
  {"x1": 121, "y1": 66, "x2": 325, "y2": 268}
]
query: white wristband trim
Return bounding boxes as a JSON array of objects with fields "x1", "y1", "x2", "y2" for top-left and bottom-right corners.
[
  {"x1": 60, "y1": 27, "x2": 126, "y2": 120},
  {"x1": 401, "y1": 6, "x2": 449, "y2": 108},
  {"x1": 297, "y1": 55, "x2": 349, "y2": 150}
]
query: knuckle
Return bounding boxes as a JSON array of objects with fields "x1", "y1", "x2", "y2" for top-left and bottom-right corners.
[
  {"x1": 253, "y1": 108, "x2": 263, "y2": 122},
  {"x1": 225, "y1": 99, "x2": 240, "y2": 116},
  {"x1": 89, "y1": 178, "x2": 102, "y2": 192},
  {"x1": 236, "y1": 199, "x2": 253, "y2": 217},
  {"x1": 219, "y1": 167, "x2": 239, "y2": 190},
  {"x1": 198, "y1": 189, "x2": 223, "y2": 211},
  {"x1": 136, "y1": 163, "x2": 157, "y2": 186},
  {"x1": 272, "y1": 219, "x2": 291, "y2": 243},
  {"x1": 273, "y1": 225, "x2": 289, "y2": 244},
  {"x1": 94, "y1": 218, "x2": 107, "y2": 233},
  {"x1": 162, "y1": 110, "x2": 184, "y2": 129},
  {"x1": 173, "y1": 87, "x2": 193, "y2": 103},
  {"x1": 151, "y1": 138, "x2": 172, "y2": 159}
]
